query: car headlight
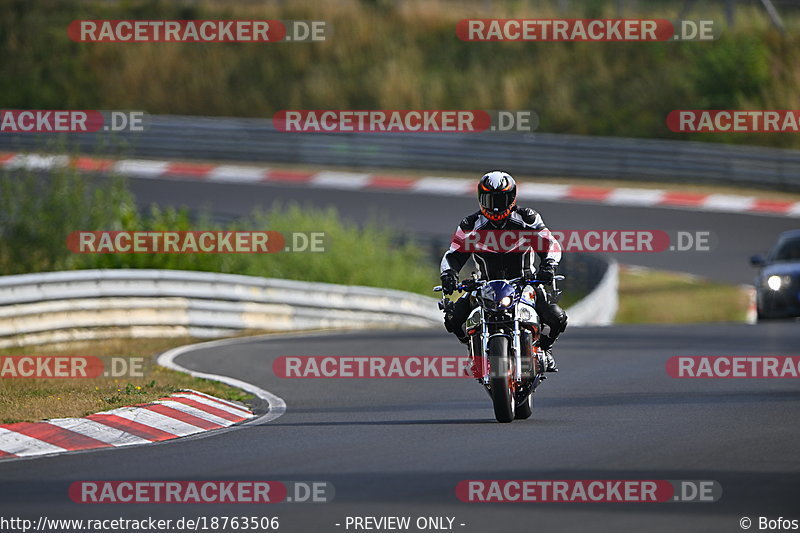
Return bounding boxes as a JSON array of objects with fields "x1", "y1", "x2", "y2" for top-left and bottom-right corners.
[
  {"x1": 766, "y1": 275, "x2": 790, "y2": 291},
  {"x1": 499, "y1": 296, "x2": 512, "y2": 308}
]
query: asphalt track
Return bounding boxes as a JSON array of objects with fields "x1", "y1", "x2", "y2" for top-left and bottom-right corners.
[
  {"x1": 0, "y1": 324, "x2": 798, "y2": 532},
  {"x1": 0, "y1": 174, "x2": 797, "y2": 533},
  {"x1": 126, "y1": 176, "x2": 800, "y2": 284}
]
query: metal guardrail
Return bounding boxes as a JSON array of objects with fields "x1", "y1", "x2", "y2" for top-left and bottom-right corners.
[
  {"x1": 566, "y1": 259, "x2": 619, "y2": 327},
  {"x1": 0, "y1": 269, "x2": 442, "y2": 348},
  {"x1": 1, "y1": 115, "x2": 798, "y2": 190},
  {"x1": 0, "y1": 264, "x2": 617, "y2": 348}
]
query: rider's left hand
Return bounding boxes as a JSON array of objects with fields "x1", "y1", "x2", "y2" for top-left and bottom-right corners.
[{"x1": 440, "y1": 269, "x2": 458, "y2": 295}]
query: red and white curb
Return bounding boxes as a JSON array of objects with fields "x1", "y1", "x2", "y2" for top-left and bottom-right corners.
[
  {"x1": 3, "y1": 151, "x2": 799, "y2": 218},
  {"x1": 0, "y1": 390, "x2": 254, "y2": 460},
  {"x1": 0, "y1": 333, "x2": 289, "y2": 462}
]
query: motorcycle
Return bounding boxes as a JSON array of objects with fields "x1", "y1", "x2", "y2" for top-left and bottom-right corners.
[{"x1": 434, "y1": 273, "x2": 565, "y2": 423}]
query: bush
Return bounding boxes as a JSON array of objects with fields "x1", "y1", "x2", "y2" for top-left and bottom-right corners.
[
  {"x1": 0, "y1": 0, "x2": 797, "y2": 147},
  {"x1": 0, "y1": 167, "x2": 438, "y2": 295}
]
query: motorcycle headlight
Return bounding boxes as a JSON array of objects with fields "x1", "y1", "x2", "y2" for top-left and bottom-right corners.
[
  {"x1": 517, "y1": 305, "x2": 533, "y2": 321},
  {"x1": 499, "y1": 296, "x2": 512, "y2": 308},
  {"x1": 766, "y1": 275, "x2": 790, "y2": 291}
]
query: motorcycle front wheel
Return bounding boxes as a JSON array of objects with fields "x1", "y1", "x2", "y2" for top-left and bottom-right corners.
[{"x1": 488, "y1": 336, "x2": 515, "y2": 423}]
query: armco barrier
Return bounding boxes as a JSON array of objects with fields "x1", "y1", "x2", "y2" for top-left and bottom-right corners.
[
  {"x1": 1, "y1": 115, "x2": 798, "y2": 190},
  {"x1": 0, "y1": 266, "x2": 617, "y2": 348},
  {"x1": 0, "y1": 270, "x2": 440, "y2": 348},
  {"x1": 565, "y1": 260, "x2": 619, "y2": 327}
]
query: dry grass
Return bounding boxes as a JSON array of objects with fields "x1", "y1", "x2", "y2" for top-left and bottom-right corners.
[
  {"x1": 0, "y1": 336, "x2": 256, "y2": 424},
  {"x1": 3, "y1": 0, "x2": 800, "y2": 147},
  {"x1": 616, "y1": 266, "x2": 750, "y2": 324}
]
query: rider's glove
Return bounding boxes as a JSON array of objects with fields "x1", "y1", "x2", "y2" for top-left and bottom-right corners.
[
  {"x1": 537, "y1": 261, "x2": 557, "y2": 283},
  {"x1": 440, "y1": 269, "x2": 459, "y2": 295}
]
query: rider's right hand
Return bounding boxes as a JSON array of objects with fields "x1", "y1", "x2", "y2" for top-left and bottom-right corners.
[
  {"x1": 537, "y1": 261, "x2": 556, "y2": 283},
  {"x1": 440, "y1": 269, "x2": 458, "y2": 295}
]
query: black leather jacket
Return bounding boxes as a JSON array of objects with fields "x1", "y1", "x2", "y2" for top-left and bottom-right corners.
[{"x1": 440, "y1": 206, "x2": 562, "y2": 279}]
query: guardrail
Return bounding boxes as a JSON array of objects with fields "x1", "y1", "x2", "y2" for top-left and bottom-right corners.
[
  {"x1": 0, "y1": 265, "x2": 617, "y2": 348},
  {"x1": 565, "y1": 259, "x2": 619, "y2": 327},
  {"x1": 0, "y1": 270, "x2": 442, "y2": 348},
  {"x1": 1, "y1": 115, "x2": 798, "y2": 190}
]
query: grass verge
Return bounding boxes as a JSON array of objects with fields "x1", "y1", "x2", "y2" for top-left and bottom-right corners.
[
  {"x1": 616, "y1": 266, "x2": 750, "y2": 324},
  {"x1": 0, "y1": 336, "x2": 261, "y2": 424},
  {"x1": 3, "y1": 0, "x2": 800, "y2": 148},
  {"x1": 0, "y1": 166, "x2": 439, "y2": 295}
]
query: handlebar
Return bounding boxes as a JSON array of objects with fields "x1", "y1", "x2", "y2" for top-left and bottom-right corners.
[{"x1": 433, "y1": 275, "x2": 565, "y2": 293}]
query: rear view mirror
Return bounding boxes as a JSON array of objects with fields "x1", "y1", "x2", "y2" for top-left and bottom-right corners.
[{"x1": 750, "y1": 254, "x2": 765, "y2": 267}]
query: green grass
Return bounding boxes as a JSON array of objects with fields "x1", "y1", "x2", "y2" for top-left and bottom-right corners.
[
  {"x1": 0, "y1": 166, "x2": 439, "y2": 295},
  {"x1": 1, "y1": 0, "x2": 799, "y2": 148},
  {"x1": 616, "y1": 266, "x2": 750, "y2": 324},
  {"x1": 0, "y1": 337, "x2": 255, "y2": 424}
]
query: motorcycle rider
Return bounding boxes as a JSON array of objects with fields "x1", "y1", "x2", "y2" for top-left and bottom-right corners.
[{"x1": 440, "y1": 171, "x2": 567, "y2": 372}]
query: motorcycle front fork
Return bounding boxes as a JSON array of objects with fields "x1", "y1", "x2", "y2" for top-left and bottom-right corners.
[{"x1": 473, "y1": 317, "x2": 532, "y2": 386}]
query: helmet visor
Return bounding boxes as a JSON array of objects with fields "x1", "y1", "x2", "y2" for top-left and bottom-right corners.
[{"x1": 479, "y1": 190, "x2": 515, "y2": 212}]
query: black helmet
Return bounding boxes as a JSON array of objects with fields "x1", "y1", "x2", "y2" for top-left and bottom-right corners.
[{"x1": 478, "y1": 171, "x2": 517, "y2": 221}]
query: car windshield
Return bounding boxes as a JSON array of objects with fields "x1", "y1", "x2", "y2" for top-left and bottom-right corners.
[{"x1": 772, "y1": 237, "x2": 800, "y2": 262}]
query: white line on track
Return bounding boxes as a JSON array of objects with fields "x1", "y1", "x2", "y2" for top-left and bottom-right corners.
[
  {"x1": 157, "y1": 334, "x2": 289, "y2": 425},
  {"x1": 156, "y1": 329, "x2": 375, "y2": 431}
]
